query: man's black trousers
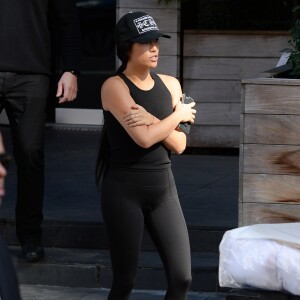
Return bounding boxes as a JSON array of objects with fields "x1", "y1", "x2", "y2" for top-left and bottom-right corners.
[{"x1": 0, "y1": 72, "x2": 50, "y2": 243}]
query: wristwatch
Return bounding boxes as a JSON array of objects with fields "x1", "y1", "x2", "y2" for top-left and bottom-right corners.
[{"x1": 64, "y1": 70, "x2": 80, "y2": 77}]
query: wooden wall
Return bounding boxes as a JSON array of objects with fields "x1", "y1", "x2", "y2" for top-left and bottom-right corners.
[
  {"x1": 183, "y1": 31, "x2": 290, "y2": 148},
  {"x1": 116, "y1": 0, "x2": 180, "y2": 77},
  {"x1": 240, "y1": 78, "x2": 300, "y2": 226}
]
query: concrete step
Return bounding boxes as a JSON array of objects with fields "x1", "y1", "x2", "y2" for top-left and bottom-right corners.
[
  {"x1": 1, "y1": 219, "x2": 228, "y2": 253},
  {"x1": 10, "y1": 247, "x2": 227, "y2": 293},
  {"x1": 19, "y1": 284, "x2": 227, "y2": 300}
]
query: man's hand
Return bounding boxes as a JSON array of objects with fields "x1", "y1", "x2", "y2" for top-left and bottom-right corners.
[{"x1": 56, "y1": 72, "x2": 78, "y2": 104}]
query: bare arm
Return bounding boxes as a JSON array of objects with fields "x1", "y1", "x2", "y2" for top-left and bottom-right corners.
[
  {"x1": 159, "y1": 74, "x2": 190, "y2": 154},
  {"x1": 123, "y1": 75, "x2": 197, "y2": 154},
  {"x1": 101, "y1": 76, "x2": 195, "y2": 149},
  {"x1": 124, "y1": 103, "x2": 194, "y2": 154}
]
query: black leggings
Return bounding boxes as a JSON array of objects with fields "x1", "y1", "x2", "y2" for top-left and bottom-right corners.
[{"x1": 101, "y1": 166, "x2": 192, "y2": 300}]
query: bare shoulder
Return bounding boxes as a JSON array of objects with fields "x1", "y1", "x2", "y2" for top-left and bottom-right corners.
[
  {"x1": 102, "y1": 75, "x2": 127, "y2": 92},
  {"x1": 157, "y1": 74, "x2": 181, "y2": 90},
  {"x1": 157, "y1": 74, "x2": 182, "y2": 105},
  {"x1": 101, "y1": 75, "x2": 130, "y2": 110}
]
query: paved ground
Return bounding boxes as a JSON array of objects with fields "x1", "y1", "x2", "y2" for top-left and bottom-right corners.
[
  {"x1": 0, "y1": 124, "x2": 238, "y2": 299},
  {"x1": 19, "y1": 285, "x2": 227, "y2": 300},
  {"x1": 0, "y1": 125, "x2": 239, "y2": 229}
]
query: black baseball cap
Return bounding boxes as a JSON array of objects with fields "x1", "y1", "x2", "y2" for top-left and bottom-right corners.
[{"x1": 115, "y1": 11, "x2": 171, "y2": 44}]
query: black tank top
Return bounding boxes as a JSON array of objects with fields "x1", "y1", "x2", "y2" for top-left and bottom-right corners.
[{"x1": 103, "y1": 72, "x2": 173, "y2": 170}]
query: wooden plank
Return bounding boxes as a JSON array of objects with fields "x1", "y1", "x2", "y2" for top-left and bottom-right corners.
[
  {"x1": 241, "y1": 203, "x2": 300, "y2": 226},
  {"x1": 240, "y1": 85, "x2": 246, "y2": 144},
  {"x1": 195, "y1": 103, "x2": 240, "y2": 126},
  {"x1": 159, "y1": 33, "x2": 178, "y2": 56},
  {"x1": 243, "y1": 144, "x2": 300, "y2": 175},
  {"x1": 244, "y1": 114, "x2": 300, "y2": 145},
  {"x1": 242, "y1": 78, "x2": 300, "y2": 86},
  {"x1": 238, "y1": 203, "x2": 243, "y2": 225},
  {"x1": 184, "y1": 32, "x2": 289, "y2": 58},
  {"x1": 188, "y1": 125, "x2": 239, "y2": 148},
  {"x1": 119, "y1": 0, "x2": 179, "y2": 9},
  {"x1": 240, "y1": 78, "x2": 300, "y2": 226},
  {"x1": 117, "y1": 8, "x2": 178, "y2": 33},
  {"x1": 244, "y1": 84, "x2": 300, "y2": 115},
  {"x1": 183, "y1": 80, "x2": 241, "y2": 103},
  {"x1": 242, "y1": 173, "x2": 300, "y2": 204},
  {"x1": 239, "y1": 144, "x2": 244, "y2": 204},
  {"x1": 155, "y1": 55, "x2": 178, "y2": 77},
  {"x1": 183, "y1": 57, "x2": 278, "y2": 80}
]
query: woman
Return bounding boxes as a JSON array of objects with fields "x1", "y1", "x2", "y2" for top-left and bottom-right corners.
[{"x1": 96, "y1": 11, "x2": 197, "y2": 300}]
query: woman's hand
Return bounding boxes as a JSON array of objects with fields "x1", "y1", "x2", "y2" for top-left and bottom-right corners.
[
  {"x1": 124, "y1": 104, "x2": 154, "y2": 127},
  {"x1": 174, "y1": 100, "x2": 197, "y2": 123}
]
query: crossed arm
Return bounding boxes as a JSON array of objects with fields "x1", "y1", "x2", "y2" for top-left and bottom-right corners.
[
  {"x1": 124, "y1": 102, "x2": 192, "y2": 154},
  {"x1": 101, "y1": 74, "x2": 196, "y2": 154}
]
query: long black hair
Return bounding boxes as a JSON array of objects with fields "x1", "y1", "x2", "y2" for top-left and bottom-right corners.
[
  {"x1": 95, "y1": 40, "x2": 133, "y2": 186},
  {"x1": 115, "y1": 40, "x2": 133, "y2": 74}
]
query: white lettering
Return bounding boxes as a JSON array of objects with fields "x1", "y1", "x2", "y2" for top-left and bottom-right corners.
[{"x1": 134, "y1": 15, "x2": 159, "y2": 34}]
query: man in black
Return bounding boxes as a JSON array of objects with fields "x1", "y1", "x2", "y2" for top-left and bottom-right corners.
[{"x1": 0, "y1": 0, "x2": 81, "y2": 262}]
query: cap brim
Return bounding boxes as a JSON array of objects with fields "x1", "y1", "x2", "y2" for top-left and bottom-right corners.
[{"x1": 131, "y1": 31, "x2": 171, "y2": 44}]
